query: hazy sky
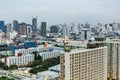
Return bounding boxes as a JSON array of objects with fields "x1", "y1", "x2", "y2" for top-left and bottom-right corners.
[{"x1": 0, "y1": 0, "x2": 120, "y2": 26}]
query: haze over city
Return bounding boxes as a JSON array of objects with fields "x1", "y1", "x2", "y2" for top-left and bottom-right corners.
[{"x1": 0, "y1": 0, "x2": 120, "y2": 25}]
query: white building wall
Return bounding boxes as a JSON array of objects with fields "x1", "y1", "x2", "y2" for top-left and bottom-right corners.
[
  {"x1": 65, "y1": 51, "x2": 70, "y2": 80},
  {"x1": 2, "y1": 54, "x2": 34, "y2": 66},
  {"x1": 38, "y1": 50, "x2": 60, "y2": 61}
]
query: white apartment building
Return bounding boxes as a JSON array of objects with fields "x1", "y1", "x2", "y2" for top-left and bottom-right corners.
[
  {"x1": 2, "y1": 54, "x2": 34, "y2": 67},
  {"x1": 38, "y1": 50, "x2": 61, "y2": 61},
  {"x1": 15, "y1": 46, "x2": 62, "y2": 56},
  {"x1": 92, "y1": 39, "x2": 120, "y2": 80},
  {"x1": 105, "y1": 41, "x2": 120, "y2": 80},
  {"x1": 60, "y1": 46, "x2": 107, "y2": 80}
]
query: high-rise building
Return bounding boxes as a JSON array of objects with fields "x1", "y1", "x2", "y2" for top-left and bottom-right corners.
[
  {"x1": 90, "y1": 37, "x2": 120, "y2": 80},
  {"x1": 50, "y1": 25, "x2": 59, "y2": 33},
  {"x1": 13, "y1": 20, "x2": 19, "y2": 32},
  {"x1": 81, "y1": 29, "x2": 91, "y2": 40},
  {"x1": 62, "y1": 24, "x2": 69, "y2": 39},
  {"x1": 60, "y1": 46, "x2": 107, "y2": 80},
  {"x1": 5, "y1": 23, "x2": 12, "y2": 34},
  {"x1": 32, "y1": 17, "x2": 37, "y2": 32},
  {"x1": 107, "y1": 42, "x2": 120, "y2": 80},
  {"x1": 41, "y1": 22, "x2": 46, "y2": 37},
  {"x1": 0, "y1": 21, "x2": 5, "y2": 32},
  {"x1": 18, "y1": 23, "x2": 27, "y2": 35}
]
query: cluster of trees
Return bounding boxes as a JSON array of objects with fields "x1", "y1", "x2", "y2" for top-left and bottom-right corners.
[
  {"x1": 29, "y1": 56, "x2": 60, "y2": 74},
  {"x1": 27, "y1": 60, "x2": 41, "y2": 67},
  {"x1": 0, "y1": 61, "x2": 18, "y2": 70},
  {"x1": 0, "y1": 76, "x2": 14, "y2": 80},
  {"x1": 0, "y1": 55, "x2": 11, "y2": 58}
]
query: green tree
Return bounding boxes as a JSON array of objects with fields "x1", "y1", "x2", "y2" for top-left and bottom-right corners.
[
  {"x1": 3, "y1": 65, "x2": 8, "y2": 70},
  {"x1": 0, "y1": 61, "x2": 4, "y2": 68},
  {"x1": 0, "y1": 76, "x2": 14, "y2": 80},
  {"x1": 29, "y1": 57, "x2": 60, "y2": 74},
  {"x1": 32, "y1": 51, "x2": 42, "y2": 61},
  {"x1": 9, "y1": 65, "x2": 18, "y2": 70}
]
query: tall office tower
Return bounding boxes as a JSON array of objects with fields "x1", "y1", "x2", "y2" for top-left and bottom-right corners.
[
  {"x1": 81, "y1": 29, "x2": 91, "y2": 40},
  {"x1": 62, "y1": 24, "x2": 69, "y2": 39},
  {"x1": 5, "y1": 23, "x2": 12, "y2": 34},
  {"x1": 78, "y1": 23, "x2": 81, "y2": 33},
  {"x1": 70, "y1": 23, "x2": 74, "y2": 33},
  {"x1": 50, "y1": 25, "x2": 59, "y2": 33},
  {"x1": 60, "y1": 46, "x2": 107, "y2": 80},
  {"x1": 18, "y1": 23, "x2": 27, "y2": 35},
  {"x1": 41, "y1": 22, "x2": 46, "y2": 37},
  {"x1": 0, "y1": 21, "x2": 5, "y2": 32},
  {"x1": 32, "y1": 17, "x2": 37, "y2": 33},
  {"x1": 13, "y1": 20, "x2": 19, "y2": 32}
]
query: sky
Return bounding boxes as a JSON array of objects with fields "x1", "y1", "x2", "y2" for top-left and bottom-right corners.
[{"x1": 0, "y1": 0, "x2": 120, "y2": 26}]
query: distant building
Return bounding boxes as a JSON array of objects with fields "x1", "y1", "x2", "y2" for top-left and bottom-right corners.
[
  {"x1": 84, "y1": 22, "x2": 90, "y2": 29},
  {"x1": 81, "y1": 29, "x2": 91, "y2": 40},
  {"x1": 13, "y1": 20, "x2": 19, "y2": 32},
  {"x1": 0, "y1": 21, "x2": 5, "y2": 32},
  {"x1": 41, "y1": 22, "x2": 46, "y2": 37},
  {"x1": 60, "y1": 46, "x2": 107, "y2": 80},
  {"x1": 50, "y1": 25, "x2": 59, "y2": 33},
  {"x1": 62, "y1": 24, "x2": 69, "y2": 39},
  {"x1": 32, "y1": 17, "x2": 37, "y2": 32},
  {"x1": 7, "y1": 31, "x2": 17, "y2": 41},
  {"x1": 18, "y1": 23, "x2": 27, "y2": 35},
  {"x1": 27, "y1": 25, "x2": 32, "y2": 35},
  {"x1": 5, "y1": 23, "x2": 12, "y2": 34}
]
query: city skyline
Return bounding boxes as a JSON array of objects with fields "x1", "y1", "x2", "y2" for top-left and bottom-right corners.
[{"x1": 0, "y1": 0, "x2": 120, "y2": 25}]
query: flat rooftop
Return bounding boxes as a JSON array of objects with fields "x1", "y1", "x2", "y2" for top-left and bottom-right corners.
[{"x1": 61, "y1": 46, "x2": 107, "y2": 55}]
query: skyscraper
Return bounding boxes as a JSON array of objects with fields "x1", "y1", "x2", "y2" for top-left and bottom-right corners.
[
  {"x1": 5, "y1": 23, "x2": 12, "y2": 34},
  {"x1": 60, "y1": 46, "x2": 107, "y2": 80},
  {"x1": 13, "y1": 20, "x2": 19, "y2": 32},
  {"x1": 41, "y1": 22, "x2": 46, "y2": 37},
  {"x1": 0, "y1": 21, "x2": 5, "y2": 32},
  {"x1": 18, "y1": 23, "x2": 27, "y2": 35},
  {"x1": 81, "y1": 29, "x2": 91, "y2": 40},
  {"x1": 62, "y1": 24, "x2": 69, "y2": 39},
  {"x1": 50, "y1": 25, "x2": 59, "y2": 33},
  {"x1": 32, "y1": 17, "x2": 37, "y2": 32}
]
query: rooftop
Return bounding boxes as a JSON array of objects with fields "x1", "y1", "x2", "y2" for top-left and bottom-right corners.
[{"x1": 62, "y1": 46, "x2": 107, "y2": 55}]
